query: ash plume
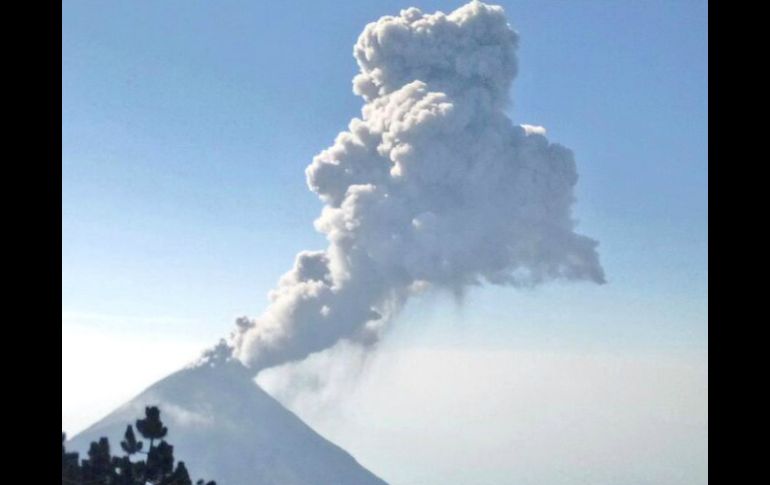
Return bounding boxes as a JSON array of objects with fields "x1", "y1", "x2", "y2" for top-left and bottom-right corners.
[{"x1": 232, "y1": 1, "x2": 605, "y2": 371}]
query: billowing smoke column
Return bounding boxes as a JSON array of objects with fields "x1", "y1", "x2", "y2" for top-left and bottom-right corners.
[{"x1": 232, "y1": 1, "x2": 604, "y2": 371}]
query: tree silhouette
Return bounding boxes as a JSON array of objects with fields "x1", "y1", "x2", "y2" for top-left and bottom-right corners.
[
  {"x1": 62, "y1": 407, "x2": 216, "y2": 485},
  {"x1": 81, "y1": 438, "x2": 114, "y2": 483},
  {"x1": 62, "y1": 433, "x2": 81, "y2": 484},
  {"x1": 112, "y1": 455, "x2": 138, "y2": 485},
  {"x1": 146, "y1": 440, "x2": 175, "y2": 482},
  {"x1": 120, "y1": 425, "x2": 143, "y2": 456},
  {"x1": 163, "y1": 461, "x2": 193, "y2": 485},
  {"x1": 136, "y1": 406, "x2": 168, "y2": 451}
]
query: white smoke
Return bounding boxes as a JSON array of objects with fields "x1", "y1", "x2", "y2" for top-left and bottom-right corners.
[{"x1": 232, "y1": 1, "x2": 604, "y2": 371}]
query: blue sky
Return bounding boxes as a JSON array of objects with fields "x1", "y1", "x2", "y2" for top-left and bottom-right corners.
[
  {"x1": 63, "y1": 2, "x2": 707, "y2": 480},
  {"x1": 63, "y1": 0, "x2": 707, "y2": 348}
]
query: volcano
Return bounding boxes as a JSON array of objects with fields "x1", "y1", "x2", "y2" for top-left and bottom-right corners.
[{"x1": 67, "y1": 343, "x2": 386, "y2": 485}]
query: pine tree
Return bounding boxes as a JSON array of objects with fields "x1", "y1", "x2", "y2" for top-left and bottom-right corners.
[
  {"x1": 82, "y1": 437, "x2": 115, "y2": 484},
  {"x1": 146, "y1": 440, "x2": 175, "y2": 482},
  {"x1": 112, "y1": 455, "x2": 136, "y2": 485},
  {"x1": 120, "y1": 425, "x2": 143, "y2": 456},
  {"x1": 162, "y1": 461, "x2": 192, "y2": 485},
  {"x1": 64, "y1": 406, "x2": 216, "y2": 485},
  {"x1": 136, "y1": 406, "x2": 168, "y2": 451},
  {"x1": 62, "y1": 433, "x2": 81, "y2": 485},
  {"x1": 131, "y1": 459, "x2": 148, "y2": 484}
]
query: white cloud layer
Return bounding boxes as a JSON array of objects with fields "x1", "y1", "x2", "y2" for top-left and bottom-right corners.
[{"x1": 258, "y1": 345, "x2": 707, "y2": 485}]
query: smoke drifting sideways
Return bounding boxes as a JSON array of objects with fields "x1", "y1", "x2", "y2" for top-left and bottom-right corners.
[{"x1": 231, "y1": 1, "x2": 605, "y2": 372}]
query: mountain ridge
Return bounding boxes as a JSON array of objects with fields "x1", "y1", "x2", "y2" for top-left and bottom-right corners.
[{"x1": 68, "y1": 346, "x2": 387, "y2": 485}]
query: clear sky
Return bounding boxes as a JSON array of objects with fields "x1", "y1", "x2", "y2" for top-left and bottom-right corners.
[{"x1": 62, "y1": 1, "x2": 707, "y2": 483}]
